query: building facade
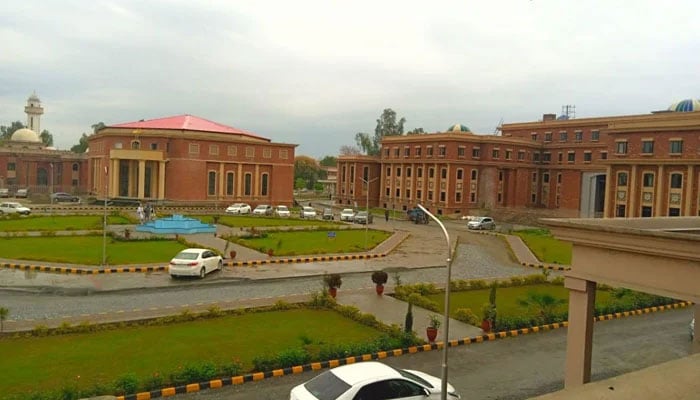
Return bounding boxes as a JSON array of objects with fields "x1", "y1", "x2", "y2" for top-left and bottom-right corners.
[
  {"x1": 336, "y1": 101, "x2": 700, "y2": 218},
  {"x1": 0, "y1": 93, "x2": 88, "y2": 196},
  {"x1": 87, "y1": 115, "x2": 296, "y2": 205}
]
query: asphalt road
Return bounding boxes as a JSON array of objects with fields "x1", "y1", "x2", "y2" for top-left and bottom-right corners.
[{"x1": 166, "y1": 309, "x2": 695, "y2": 400}]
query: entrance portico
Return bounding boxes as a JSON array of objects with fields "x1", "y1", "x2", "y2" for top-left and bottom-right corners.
[
  {"x1": 542, "y1": 217, "x2": 700, "y2": 388},
  {"x1": 108, "y1": 149, "x2": 166, "y2": 200}
]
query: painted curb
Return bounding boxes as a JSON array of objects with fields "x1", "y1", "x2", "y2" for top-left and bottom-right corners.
[
  {"x1": 117, "y1": 301, "x2": 692, "y2": 400},
  {"x1": 520, "y1": 261, "x2": 571, "y2": 271}
]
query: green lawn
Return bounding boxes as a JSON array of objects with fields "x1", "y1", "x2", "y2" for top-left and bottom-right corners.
[
  {"x1": 199, "y1": 215, "x2": 342, "y2": 228},
  {"x1": 231, "y1": 229, "x2": 392, "y2": 255},
  {"x1": 512, "y1": 229, "x2": 572, "y2": 264},
  {"x1": 0, "y1": 236, "x2": 186, "y2": 265},
  {"x1": 0, "y1": 309, "x2": 381, "y2": 396},
  {"x1": 0, "y1": 215, "x2": 132, "y2": 232}
]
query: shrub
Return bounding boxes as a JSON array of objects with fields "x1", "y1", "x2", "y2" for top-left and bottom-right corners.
[
  {"x1": 170, "y1": 361, "x2": 218, "y2": 385},
  {"x1": 454, "y1": 308, "x2": 480, "y2": 325},
  {"x1": 509, "y1": 276, "x2": 525, "y2": 286},
  {"x1": 469, "y1": 279, "x2": 488, "y2": 290},
  {"x1": 276, "y1": 347, "x2": 311, "y2": 368},
  {"x1": 113, "y1": 372, "x2": 139, "y2": 395},
  {"x1": 371, "y1": 270, "x2": 389, "y2": 285},
  {"x1": 323, "y1": 273, "x2": 342, "y2": 289},
  {"x1": 523, "y1": 274, "x2": 547, "y2": 285}
]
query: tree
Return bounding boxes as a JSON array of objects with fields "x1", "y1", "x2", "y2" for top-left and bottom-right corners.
[
  {"x1": 294, "y1": 155, "x2": 321, "y2": 190},
  {"x1": 294, "y1": 178, "x2": 307, "y2": 190},
  {"x1": 355, "y1": 108, "x2": 406, "y2": 156},
  {"x1": 40, "y1": 129, "x2": 54, "y2": 146},
  {"x1": 91, "y1": 122, "x2": 106, "y2": 133},
  {"x1": 71, "y1": 133, "x2": 90, "y2": 153},
  {"x1": 319, "y1": 155, "x2": 337, "y2": 167},
  {"x1": 0, "y1": 307, "x2": 8, "y2": 332},
  {"x1": 517, "y1": 291, "x2": 566, "y2": 324},
  {"x1": 0, "y1": 121, "x2": 25, "y2": 140},
  {"x1": 339, "y1": 145, "x2": 362, "y2": 156}
]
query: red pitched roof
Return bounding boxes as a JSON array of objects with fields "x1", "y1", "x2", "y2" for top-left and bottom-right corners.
[{"x1": 109, "y1": 115, "x2": 269, "y2": 141}]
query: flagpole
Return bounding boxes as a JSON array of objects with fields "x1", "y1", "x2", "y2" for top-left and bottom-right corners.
[{"x1": 102, "y1": 164, "x2": 108, "y2": 267}]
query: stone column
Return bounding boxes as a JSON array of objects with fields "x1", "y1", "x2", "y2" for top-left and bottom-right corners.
[
  {"x1": 219, "y1": 163, "x2": 225, "y2": 199},
  {"x1": 237, "y1": 164, "x2": 243, "y2": 198},
  {"x1": 685, "y1": 166, "x2": 694, "y2": 216},
  {"x1": 137, "y1": 160, "x2": 146, "y2": 199},
  {"x1": 655, "y1": 164, "x2": 664, "y2": 217},
  {"x1": 158, "y1": 161, "x2": 166, "y2": 200},
  {"x1": 629, "y1": 165, "x2": 638, "y2": 217},
  {"x1": 564, "y1": 276, "x2": 597, "y2": 388},
  {"x1": 254, "y1": 164, "x2": 260, "y2": 200},
  {"x1": 603, "y1": 166, "x2": 612, "y2": 217},
  {"x1": 111, "y1": 159, "x2": 119, "y2": 198}
]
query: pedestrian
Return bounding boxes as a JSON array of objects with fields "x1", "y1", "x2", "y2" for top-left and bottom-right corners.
[
  {"x1": 144, "y1": 204, "x2": 151, "y2": 221},
  {"x1": 136, "y1": 204, "x2": 144, "y2": 224},
  {"x1": 384, "y1": 209, "x2": 389, "y2": 222}
]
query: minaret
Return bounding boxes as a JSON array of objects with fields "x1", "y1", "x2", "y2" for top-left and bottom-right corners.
[{"x1": 24, "y1": 91, "x2": 44, "y2": 133}]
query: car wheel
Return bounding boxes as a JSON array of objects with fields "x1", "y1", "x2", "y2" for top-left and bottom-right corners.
[
  {"x1": 170, "y1": 274, "x2": 178, "y2": 280},
  {"x1": 199, "y1": 267, "x2": 206, "y2": 279},
  {"x1": 218, "y1": 260, "x2": 223, "y2": 271}
]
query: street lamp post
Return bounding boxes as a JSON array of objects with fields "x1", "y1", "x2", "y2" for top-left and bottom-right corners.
[
  {"x1": 359, "y1": 175, "x2": 379, "y2": 250},
  {"x1": 417, "y1": 204, "x2": 453, "y2": 400},
  {"x1": 102, "y1": 165, "x2": 108, "y2": 267}
]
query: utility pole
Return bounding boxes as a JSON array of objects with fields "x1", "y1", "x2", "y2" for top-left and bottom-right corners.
[{"x1": 359, "y1": 175, "x2": 379, "y2": 250}]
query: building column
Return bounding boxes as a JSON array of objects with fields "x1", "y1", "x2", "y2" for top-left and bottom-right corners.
[
  {"x1": 685, "y1": 165, "x2": 694, "y2": 216},
  {"x1": 564, "y1": 276, "x2": 597, "y2": 388},
  {"x1": 629, "y1": 165, "x2": 638, "y2": 217},
  {"x1": 158, "y1": 161, "x2": 166, "y2": 200},
  {"x1": 110, "y1": 159, "x2": 119, "y2": 198},
  {"x1": 237, "y1": 164, "x2": 243, "y2": 198},
  {"x1": 603, "y1": 166, "x2": 612, "y2": 218},
  {"x1": 137, "y1": 160, "x2": 146, "y2": 199},
  {"x1": 218, "y1": 163, "x2": 225, "y2": 199},
  {"x1": 254, "y1": 164, "x2": 260, "y2": 199},
  {"x1": 655, "y1": 164, "x2": 665, "y2": 217}
]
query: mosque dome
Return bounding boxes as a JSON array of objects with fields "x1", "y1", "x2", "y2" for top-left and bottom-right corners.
[
  {"x1": 28, "y1": 93, "x2": 41, "y2": 103},
  {"x1": 11, "y1": 128, "x2": 41, "y2": 142},
  {"x1": 446, "y1": 124, "x2": 472, "y2": 133},
  {"x1": 667, "y1": 99, "x2": 700, "y2": 112}
]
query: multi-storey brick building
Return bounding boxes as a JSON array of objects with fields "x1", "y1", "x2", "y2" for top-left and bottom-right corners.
[
  {"x1": 87, "y1": 115, "x2": 296, "y2": 205},
  {"x1": 336, "y1": 100, "x2": 700, "y2": 218}
]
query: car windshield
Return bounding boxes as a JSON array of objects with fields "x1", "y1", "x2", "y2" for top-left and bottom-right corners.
[
  {"x1": 255, "y1": 205, "x2": 268, "y2": 209},
  {"x1": 357, "y1": 211, "x2": 367, "y2": 216},
  {"x1": 278, "y1": 206, "x2": 288, "y2": 211},
  {"x1": 342, "y1": 209, "x2": 353, "y2": 213},
  {"x1": 396, "y1": 368, "x2": 433, "y2": 388},
  {"x1": 303, "y1": 207, "x2": 314, "y2": 211},
  {"x1": 174, "y1": 251, "x2": 198, "y2": 260},
  {"x1": 303, "y1": 370, "x2": 351, "y2": 400}
]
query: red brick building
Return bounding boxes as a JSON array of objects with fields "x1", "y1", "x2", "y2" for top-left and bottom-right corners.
[
  {"x1": 337, "y1": 100, "x2": 700, "y2": 218},
  {"x1": 87, "y1": 115, "x2": 296, "y2": 205}
]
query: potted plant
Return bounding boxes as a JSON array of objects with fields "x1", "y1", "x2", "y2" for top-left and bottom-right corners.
[
  {"x1": 481, "y1": 303, "x2": 496, "y2": 333},
  {"x1": 371, "y1": 270, "x2": 389, "y2": 295},
  {"x1": 426, "y1": 314, "x2": 441, "y2": 342},
  {"x1": 323, "y1": 273, "x2": 342, "y2": 298}
]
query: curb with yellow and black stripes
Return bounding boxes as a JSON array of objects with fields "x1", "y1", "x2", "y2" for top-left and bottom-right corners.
[
  {"x1": 117, "y1": 301, "x2": 692, "y2": 400},
  {"x1": 520, "y1": 262, "x2": 571, "y2": 271},
  {"x1": 223, "y1": 252, "x2": 386, "y2": 267}
]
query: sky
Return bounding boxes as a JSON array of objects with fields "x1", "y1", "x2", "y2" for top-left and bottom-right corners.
[{"x1": 1, "y1": 0, "x2": 699, "y2": 157}]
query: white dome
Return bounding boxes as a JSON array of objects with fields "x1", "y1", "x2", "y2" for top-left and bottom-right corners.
[{"x1": 11, "y1": 128, "x2": 41, "y2": 143}]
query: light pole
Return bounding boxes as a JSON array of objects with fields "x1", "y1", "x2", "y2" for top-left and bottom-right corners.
[
  {"x1": 49, "y1": 163, "x2": 54, "y2": 215},
  {"x1": 102, "y1": 164, "x2": 108, "y2": 267},
  {"x1": 417, "y1": 204, "x2": 453, "y2": 400},
  {"x1": 359, "y1": 175, "x2": 379, "y2": 250}
]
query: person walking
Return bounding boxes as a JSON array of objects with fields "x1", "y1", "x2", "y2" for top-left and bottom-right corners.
[
  {"x1": 384, "y1": 209, "x2": 389, "y2": 222},
  {"x1": 136, "y1": 204, "x2": 144, "y2": 224}
]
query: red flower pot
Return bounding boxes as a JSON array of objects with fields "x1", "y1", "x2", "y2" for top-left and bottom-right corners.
[
  {"x1": 426, "y1": 327, "x2": 438, "y2": 342},
  {"x1": 375, "y1": 284, "x2": 384, "y2": 296},
  {"x1": 481, "y1": 319, "x2": 492, "y2": 333},
  {"x1": 229, "y1": 251, "x2": 236, "y2": 259},
  {"x1": 328, "y1": 287, "x2": 338, "y2": 298}
]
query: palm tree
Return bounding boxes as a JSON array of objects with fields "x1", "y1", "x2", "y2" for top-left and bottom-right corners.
[
  {"x1": 0, "y1": 307, "x2": 9, "y2": 332},
  {"x1": 517, "y1": 292, "x2": 566, "y2": 324}
]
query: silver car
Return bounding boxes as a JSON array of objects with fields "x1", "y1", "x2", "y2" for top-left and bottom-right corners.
[{"x1": 467, "y1": 216, "x2": 495, "y2": 230}]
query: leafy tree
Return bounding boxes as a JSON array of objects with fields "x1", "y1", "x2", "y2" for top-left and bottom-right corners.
[
  {"x1": 407, "y1": 128, "x2": 425, "y2": 135},
  {"x1": 40, "y1": 129, "x2": 53, "y2": 146},
  {"x1": 294, "y1": 177, "x2": 307, "y2": 190},
  {"x1": 339, "y1": 145, "x2": 362, "y2": 156},
  {"x1": 0, "y1": 307, "x2": 8, "y2": 332},
  {"x1": 319, "y1": 155, "x2": 337, "y2": 167},
  {"x1": 294, "y1": 156, "x2": 321, "y2": 189},
  {"x1": 91, "y1": 121, "x2": 106, "y2": 133},
  {"x1": 71, "y1": 133, "x2": 90, "y2": 153},
  {"x1": 517, "y1": 291, "x2": 566, "y2": 324},
  {"x1": 0, "y1": 121, "x2": 25, "y2": 140},
  {"x1": 355, "y1": 108, "x2": 406, "y2": 156}
]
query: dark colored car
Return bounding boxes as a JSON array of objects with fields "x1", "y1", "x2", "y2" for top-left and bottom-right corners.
[
  {"x1": 50, "y1": 192, "x2": 81, "y2": 203},
  {"x1": 407, "y1": 208, "x2": 429, "y2": 224}
]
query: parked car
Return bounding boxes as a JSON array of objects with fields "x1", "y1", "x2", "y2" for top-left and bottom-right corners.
[
  {"x1": 15, "y1": 188, "x2": 28, "y2": 198},
  {"x1": 0, "y1": 188, "x2": 9, "y2": 198},
  {"x1": 467, "y1": 216, "x2": 496, "y2": 230},
  {"x1": 0, "y1": 202, "x2": 31, "y2": 215},
  {"x1": 290, "y1": 361, "x2": 461, "y2": 400},
  {"x1": 225, "y1": 203, "x2": 251, "y2": 214},
  {"x1": 322, "y1": 208, "x2": 334, "y2": 220},
  {"x1": 407, "y1": 207, "x2": 429, "y2": 224},
  {"x1": 253, "y1": 204, "x2": 273, "y2": 215},
  {"x1": 300, "y1": 206, "x2": 317, "y2": 219},
  {"x1": 354, "y1": 210, "x2": 373, "y2": 224},
  {"x1": 340, "y1": 208, "x2": 355, "y2": 222},
  {"x1": 168, "y1": 248, "x2": 223, "y2": 279},
  {"x1": 275, "y1": 205, "x2": 291, "y2": 217},
  {"x1": 50, "y1": 192, "x2": 81, "y2": 203}
]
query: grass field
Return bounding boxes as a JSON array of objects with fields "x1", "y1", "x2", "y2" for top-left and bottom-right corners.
[
  {"x1": 0, "y1": 309, "x2": 381, "y2": 396},
  {"x1": 512, "y1": 229, "x2": 572, "y2": 264},
  {"x1": 230, "y1": 229, "x2": 392, "y2": 255},
  {"x1": 0, "y1": 215, "x2": 132, "y2": 232},
  {"x1": 0, "y1": 236, "x2": 186, "y2": 265}
]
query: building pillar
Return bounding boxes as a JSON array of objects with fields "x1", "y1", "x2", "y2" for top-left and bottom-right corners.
[
  {"x1": 629, "y1": 165, "x2": 638, "y2": 217},
  {"x1": 655, "y1": 164, "x2": 665, "y2": 217},
  {"x1": 111, "y1": 159, "x2": 119, "y2": 198},
  {"x1": 158, "y1": 161, "x2": 166, "y2": 200},
  {"x1": 219, "y1": 163, "x2": 225, "y2": 200},
  {"x1": 137, "y1": 160, "x2": 146, "y2": 199},
  {"x1": 237, "y1": 164, "x2": 243, "y2": 198},
  {"x1": 603, "y1": 166, "x2": 612, "y2": 218},
  {"x1": 254, "y1": 164, "x2": 260, "y2": 200},
  {"x1": 564, "y1": 276, "x2": 596, "y2": 388},
  {"x1": 685, "y1": 165, "x2": 694, "y2": 216}
]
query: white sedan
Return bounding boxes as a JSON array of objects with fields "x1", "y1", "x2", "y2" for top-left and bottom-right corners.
[
  {"x1": 340, "y1": 208, "x2": 355, "y2": 222},
  {"x1": 275, "y1": 205, "x2": 291, "y2": 217},
  {"x1": 225, "y1": 203, "x2": 251, "y2": 214},
  {"x1": 168, "y1": 248, "x2": 223, "y2": 279},
  {"x1": 300, "y1": 206, "x2": 317, "y2": 219},
  {"x1": 0, "y1": 202, "x2": 31, "y2": 215},
  {"x1": 290, "y1": 361, "x2": 460, "y2": 399},
  {"x1": 253, "y1": 204, "x2": 273, "y2": 215}
]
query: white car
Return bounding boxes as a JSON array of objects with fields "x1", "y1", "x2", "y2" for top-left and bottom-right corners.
[
  {"x1": 340, "y1": 208, "x2": 355, "y2": 222},
  {"x1": 300, "y1": 206, "x2": 317, "y2": 219},
  {"x1": 168, "y1": 248, "x2": 223, "y2": 279},
  {"x1": 0, "y1": 202, "x2": 31, "y2": 215},
  {"x1": 275, "y1": 205, "x2": 291, "y2": 217},
  {"x1": 253, "y1": 204, "x2": 273, "y2": 215},
  {"x1": 225, "y1": 203, "x2": 251, "y2": 215},
  {"x1": 467, "y1": 216, "x2": 495, "y2": 230},
  {"x1": 290, "y1": 361, "x2": 460, "y2": 400}
]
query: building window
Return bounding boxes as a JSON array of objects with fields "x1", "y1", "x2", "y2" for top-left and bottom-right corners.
[
  {"x1": 406, "y1": 167, "x2": 412, "y2": 177},
  {"x1": 518, "y1": 150, "x2": 525, "y2": 161},
  {"x1": 543, "y1": 153, "x2": 551, "y2": 162},
  {"x1": 72, "y1": 163, "x2": 79, "y2": 171},
  {"x1": 457, "y1": 169, "x2": 463, "y2": 180},
  {"x1": 226, "y1": 172, "x2": 235, "y2": 195},
  {"x1": 440, "y1": 191, "x2": 446, "y2": 202},
  {"x1": 384, "y1": 148, "x2": 390, "y2": 157},
  {"x1": 458, "y1": 146, "x2": 465, "y2": 157},
  {"x1": 244, "y1": 173, "x2": 252, "y2": 195},
  {"x1": 416, "y1": 189, "x2": 422, "y2": 199},
  {"x1": 7, "y1": 163, "x2": 16, "y2": 171},
  {"x1": 429, "y1": 168, "x2": 435, "y2": 178},
  {"x1": 559, "y1": 131, "x2": 568, "y2": 141},
  {"x1": 428, "y1": 191, "x2": 433, "y2": 201},
  {"x1": 532, "y1": 172, "x2": 537, "y2": 182},
  {"x1": 470, "y1": 192, "x2": 476, "y2": 202},
  {"x1": 492, "y1": 149, "x2": 500, "y2": 159},
  {"x1": 641, "y1": 140, "x2": 654, "y2": 154},
  {"x1": 440, "y1": 168, "x2": 446, "y2": 179},
  {"x1": 456, "y1": 192, "x2": 462, "y2": 202},
  {"x1": 505, "y1": 150, "x2": 512, "y2": 160},
  {"x1": 642, "y1": 173, "x2": 654, "y2": 187},
  {"x1": 616, "y1": 141, "x2": 628, "y2": 154},
  {"x1": 417, "y1": 167, "x2": 423, "y2": 178},
  {"x1": 415, "y1": 147, "x2": 422, "y2": 157},
  {"x1": 583, "y1": 151, "x2": 592, "y2": 162},
  {"x1": 616, "y1": 204, "x2": 626, "y2": 217},
  {"x1": 72, "y1": 179, "x2": 78, "y2": 186},
  {"x1": 386, "y1": 167, "x2": 391, "y2": 177},
  {"x1": 209, "y1": 144, "x2": 219, "y2": 155},
  {"x1": 245, "y1": 147, "x2": 254, "y2": 157},
  {"x1": 394, "y1": 148, "x2": 400, "y2": 157},
  {"x1": 207, "y1": 171, "x2": 216, "y2": 195},
  {"x1": 533, "y1": 153, "x2": 541, "y2": 162},
  {"x1": 386, "y1": 187, "x2": 390, "y2": 196},
  {"x1": 544, "y1": 132, "x2": 552, "y2": 142},
  {"x1": 669, "y1": 208, "x2": 681, "y2": 217},
  {"x1": 600, "y1": 151, "x2": 608, "y2": 160},
  {"x1": 670, "y1": 173, "x2": 683, "y2": 189},
  {"x1": 531, "y1": 193, "x2": 537, "y2": 203},
  {"x1": 499, "y1": 171, "x2": 503, "y2": 181},
  {"x1": 472, "y1": 147, "x2": 481, "y2": 158},
  {"x1": 557, "y1": 173, "x2": 562, "y2": 184},
  {"x1": 531, "y1": 133, "x2": 538, "y2": 141},
  {"x1": 114, "y1": 142, "x2": 123, "y2": 149},
  {"x1": 131, "y1": 140, "x2": 140, "y2": 150},
  {"x1": 350, "y1": 166, "x2": 354, "y2": 181},
  {"x1": 669, "y1": 140, "x2": 683, "y2": 154},
  {"x1": 228, "y1": 145, "x2": 238, "y2": 156},
  {"x1": 189, "y1": 143, "x2": 199, "y2": 154},
  {"x1": 363, "y1": 166, "x2": 369, "y2": 182},
  {"x1": 396, "y1": 167, "x2": 402, "y2": 177},
  {"x1": 543, "y1": 173, "x2": 550, "y2": 183},
  {"x1": 439, "y1": 146, "x2": 446, "y2": 156},
  {"x1": 150, "y1": 143, "x2": 158, "y2": 150},
  {"x1": 279, "y1": 149, "x2": 288, "y2": 159},
  {"x1": 568, "y1": 151, "x2": 576, "y2": 162},
  {"x1": 427, "y1": 146, "x2": 433, "y2": 156},
  {"x1": 404, "y1": 147, "x2": 410, "y2": 157},
  {"x1": 263, "y1": 148, "x2": 272, "y2": 158},
  {"x1": 471, "y1": 170, "x2": 477, "y2": 180},
  {"x1": 261, "y1": 173, "x2": 269, "y2": 196},
  {"x1": 575, "y1": 131, "x2": 583, "y2": 142},
  {"x1": 558, "y1": 152, "x2": 563, "y2": 162},
  {"x1": 591, "y1": 130, "x2": 600, "y2": 141},
  {"x1": 617, "y1": 172, "x2": 628, "y2": 186},
  {"x1": 641, "y1": 206, "x2": 653, "y2": 217}
]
